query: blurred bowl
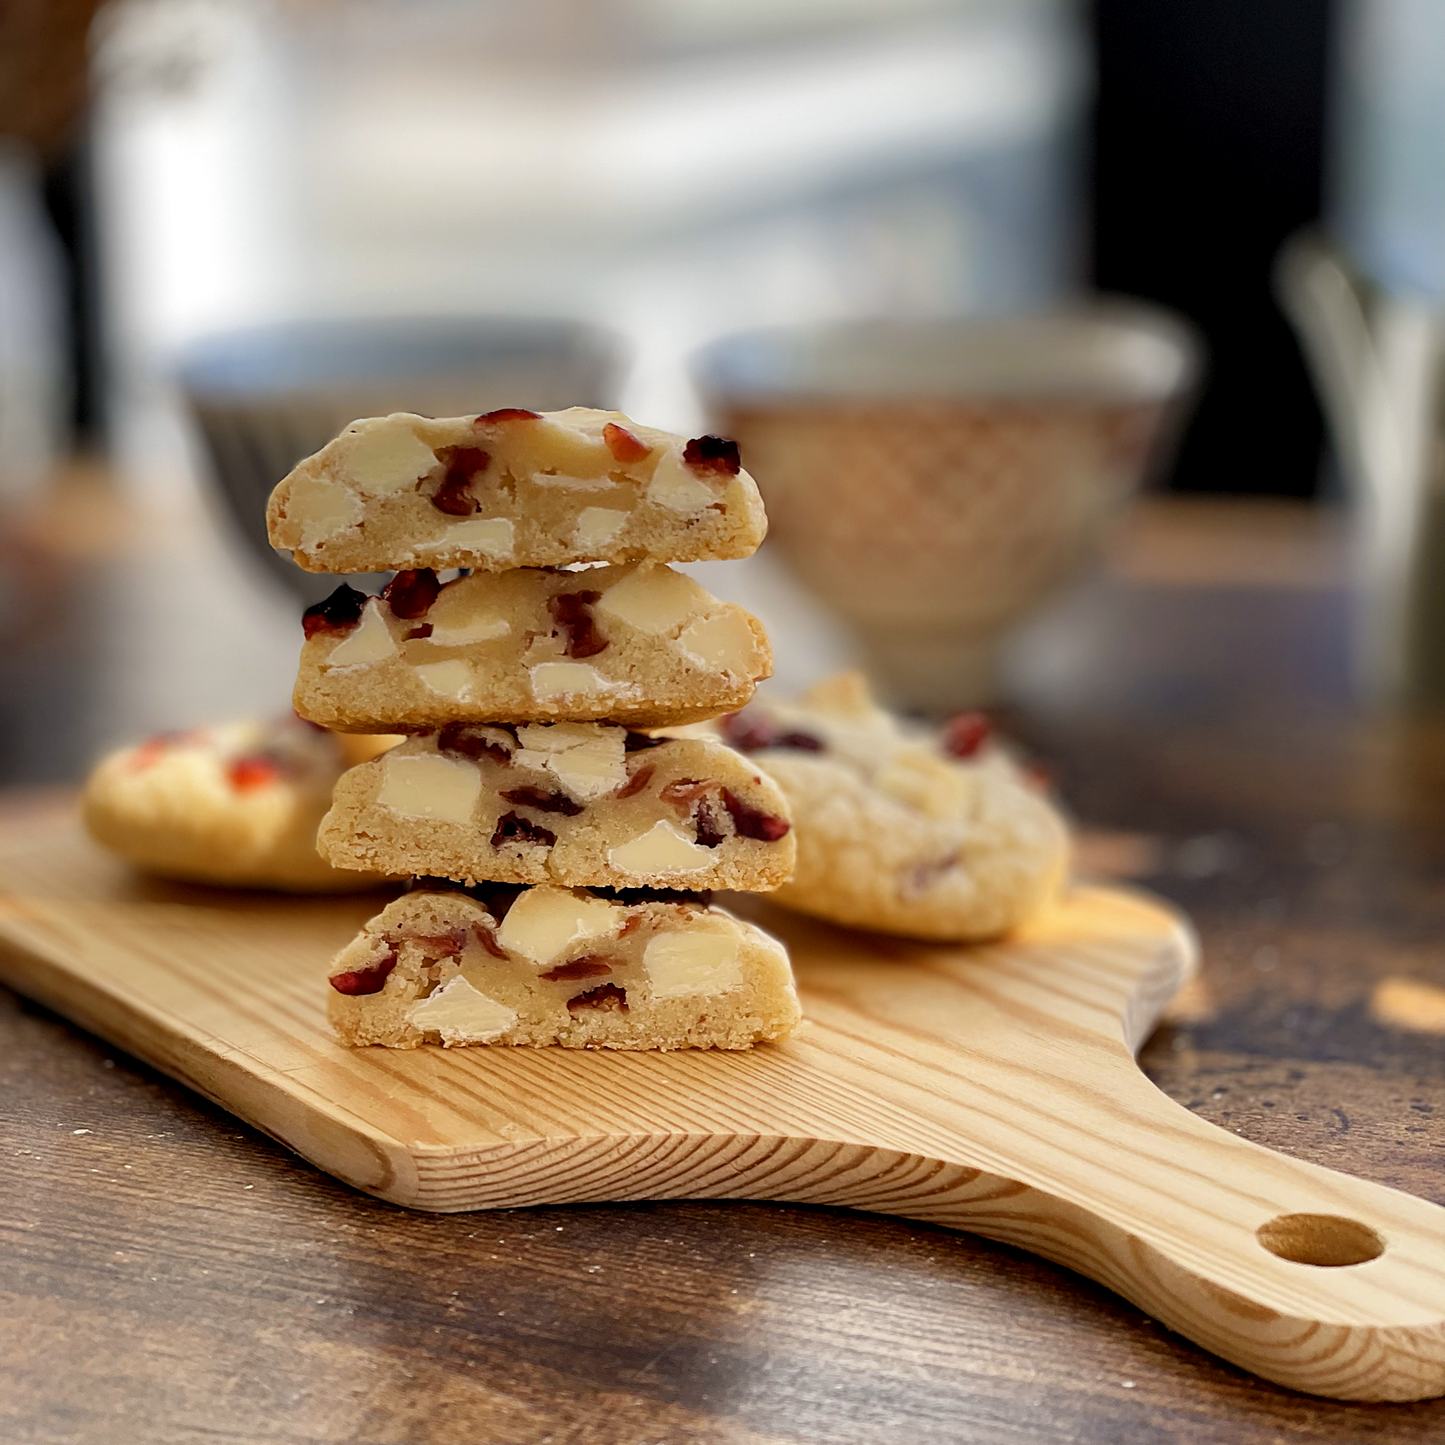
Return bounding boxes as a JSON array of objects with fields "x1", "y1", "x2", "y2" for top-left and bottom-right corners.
[
  {"x1": 694, "y1": 305, "x2": 1200, "y2": 712},
  {"x1": 178, "y1": 316, "x2": 625, "y2": 603}
]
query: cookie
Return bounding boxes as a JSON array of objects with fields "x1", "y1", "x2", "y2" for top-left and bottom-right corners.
[
  {"x1": 711, "y1": 673, "x2": 1069, "y2": 941},
  {"x1": 326, "y1": 884, "x2": 801, "y2": 1050},
  {"x1": 266, "y1": 407, "x2": 767, "y2": 574},
  {"x1": 317, "y1": 723, "x2": 795, "y2": 891},
  {"x1": 83, "y1": 717, "x2": 399, "y2": 892},
  {"x1": 295, "y1": 561, "x2": 771, "y2": 732}
]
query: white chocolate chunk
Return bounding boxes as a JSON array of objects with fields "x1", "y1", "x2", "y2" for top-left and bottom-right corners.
[
  {"x1": 513, "y1": 723, "x2": 626, "y2": 801},
  {"x1": 426, "y1": 516, "x2": 515, "y2": 558},
  {"x1": 406, "y1": 976, "x2": 517, "y2": 1044},
  {"x1": 511, "y1": 415, "x2": 611, "y2": 476},
  {"x1": 573, "y1": 507, "x2": 629, "y2": 552},
  {"x1": 529, "y1": 661, "x2": 609, "y2": 699},
  {"x1": 324, "y1": 600, "x2": 397, "y2": 668},
  {"x1": 677, "y1": 610, "x2": 757, "y2": 675},
  {"x1": 414, "y1": 658, "x2": 475, "y2": 700},
  {"x1": 646, "y1": 446, "x2": 716, "y2": 513},
  {"x1": 595, "y1": 564, "x2": 706, "y2": 635},
  {"x1": 376, "y1": 752, "x2": 480, "y2": 824},
  {"x1": 428, "y1": 614, "x2": 509, "y2": 647},
  {"x1": 513, "y1": 721, "x2": 603, "y2": 754},
  {"x1": 533, "y1": 472, "x2": 614, "y2": 490},
  {"x1": 644, "y1": 930, "x2": 743, "y2": 1000},
  {"x1": 344, "y1": 417, "x2": 438, "y2": 496},
  {"x1": 425, "y1": 586, "x2": 510, "y2": 646},
  {"x1": 495, "y1": 886, "x2": 619, "y2": 966},
  {"x1": 608, "y1": 820, "x2": 713, "y2": 876},
  {"x1": 290, "y1": 473, "x2": 362, "y2": 548}
]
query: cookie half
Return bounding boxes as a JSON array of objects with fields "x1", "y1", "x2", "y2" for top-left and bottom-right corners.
[
  {"x1": 326, "y1": 884, "x2": 800, "y2": 1050},
  {"x1": 82, "y1": 718, "x2": 398, "y2": 892},
  {"x1": 317, "y1": 724, "x2": 795, "y2": 890},
  {"x1": 295, "y1": 562, "x2": 771, "y2": 732},
  {"x1": 712, "y1": 673, "x2": 1070, "y2": 941},
  {"x1": 266, "y1": 407, "x2": 767, "y2": 573}
]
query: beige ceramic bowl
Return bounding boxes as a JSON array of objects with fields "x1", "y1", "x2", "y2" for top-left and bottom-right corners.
[{"x1": 695, "y1": 306, "x2": 1200, "y2": 712}]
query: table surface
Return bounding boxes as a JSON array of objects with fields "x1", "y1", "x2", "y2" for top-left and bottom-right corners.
[{"x1": 2, "y1": 473, "x2": 1443, "y2": 1444}]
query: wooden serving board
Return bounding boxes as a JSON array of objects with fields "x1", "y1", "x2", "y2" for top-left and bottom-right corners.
[{"x1": 1, "y1": 819, "x2": 1442, "y2": 1404}]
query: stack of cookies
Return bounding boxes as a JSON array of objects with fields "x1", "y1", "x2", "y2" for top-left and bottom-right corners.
[{"x1": 266, "y1": 406, "x2": 802, "y2": 1051}]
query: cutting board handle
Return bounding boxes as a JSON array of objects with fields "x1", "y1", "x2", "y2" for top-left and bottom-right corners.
[{"x1": 835, "y1": 1039, "x2": 1445, "y2": 1402}]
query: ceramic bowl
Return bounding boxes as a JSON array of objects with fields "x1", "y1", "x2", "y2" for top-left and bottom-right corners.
[
  {"x1": 178, "y1": 316, "x2": 624, "y2": 603},
  {"x1": 694, "y1": 306, "x2": 1200, "y2": 711}
]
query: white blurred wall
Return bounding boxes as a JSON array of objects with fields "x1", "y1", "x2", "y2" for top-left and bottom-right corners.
[{"x1": 93, "y1": 0, "x2": 1087, "y2": 480}]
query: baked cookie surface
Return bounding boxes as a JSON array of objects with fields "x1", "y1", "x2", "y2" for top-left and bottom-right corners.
[
  {"x1": 294, "y1": 561, "x2": 771, "y2": 732},
  {"x1": 712, "y1": 673, "x2": 1070, "y2": 941},
  {"x1": 327, "y1": 884, "x2": 800, "y2": 1050},
  {"x1": 83, "y1": 717, "x2": 398, "y2": 892},
  {"x1": 318, "y1": 723, "x2": 795, "y2": 891},
  {"x1": 266, "y1": 407, "x2": 767, "y2": 573}
]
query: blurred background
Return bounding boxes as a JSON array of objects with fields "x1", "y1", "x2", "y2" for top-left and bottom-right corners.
[{"x1": 1, "y1": 0, "x2": 1442, "y2": 784}]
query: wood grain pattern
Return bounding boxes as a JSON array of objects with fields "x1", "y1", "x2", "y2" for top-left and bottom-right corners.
[{"x1": 1, "y1": 818, "x2": 1441, "y2": 1404}]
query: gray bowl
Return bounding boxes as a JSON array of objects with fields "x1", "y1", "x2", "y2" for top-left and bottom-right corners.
[{"x1": 178, "y1": 316, "x2": 626, "y2": 604}]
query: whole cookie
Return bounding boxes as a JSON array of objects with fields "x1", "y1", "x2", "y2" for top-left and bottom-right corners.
[
  {"x1": 713, "y1": 673, "x2": 1070, "y2": 941},
  {"x1": 83, "y1": 717, "x2": 398, "y2": 892}
]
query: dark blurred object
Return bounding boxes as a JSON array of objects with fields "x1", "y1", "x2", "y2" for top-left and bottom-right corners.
[
  {"x1": 178, "y1": 316, "x2": 625, "y2": 603},
  {"x1": 41, "y1": 137, "x2": 105, "y2": 448},
  {"x1": 1090, "y1": 0, "x2": 1332, "y2": 497}
]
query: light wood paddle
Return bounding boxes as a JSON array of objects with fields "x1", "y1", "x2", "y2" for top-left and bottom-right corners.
[{"x1": 0, "y1": 819, "x2": 1440, "y2": 1402}]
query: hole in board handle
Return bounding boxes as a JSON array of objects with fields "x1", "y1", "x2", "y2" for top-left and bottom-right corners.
[{"x1": 1256, "y1": 1213, "x2": 1385, "y2": 1267}]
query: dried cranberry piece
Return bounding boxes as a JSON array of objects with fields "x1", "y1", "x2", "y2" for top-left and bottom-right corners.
[
  {"x1": 302, "y1": 584, "x2": 368, "y2": 639},
  {"x1": 682, "y1": 435, "x2": 741, "y2": 477},
  {"x1": 472, "y1": 921, "x2": 509, "y2": 959},
  {"x1": 329, "y1": 950, "x2": 397, "y2": 996},
  {"x1": 547, "y1": 589, "x2": 607, "y2": 659},
  {"x1": 777, "y1": 731, "x2": 825, "y2": 751},
  {"x1": 438, "y1": 723, "x2": 514, "y2": 765},
  {"x1": 942, "y1": 711, "x2": 991, "y2": 759},
  {"x1": 540, "y1": 955, "x2": 614, "y2": 982},
  {"x1": 693, "y1": 796, "x2": 729, "y2": 848},
  {"x1": 718, "y1": 712, "x2": 824, "y2": 754},
  {"x1": 405, "y1": 623, "x2": 434, "y2": 640},
  {"x1": 1022, "y1": 762, "x2": 1053, "y2": 792},
  {"x1": 127, "y1": 731, "x2": 188, "y2": 771},
  {"x1": 624, "y1": 731, "x2": 665, "y2": 751},
  {"x1": 722, "y1": 788, "x2": 790, "y2": 842},
  {"x1": 602, "y1": 422, "x2": 650, "y2": 463},
  {"x1": 500, "y1": 786, "x2": 584, "y2": 816},
  {"x1": 614, "y1": 765, "x2": 654, "y2": 800},
  {"x1": 567, "y1": 982, "x2": 628, "y2": 1013},
  {"x1": 430, "y1": 447, "x2": 490, "y2": 515},
  {"x1": 382, "y1": 569, "x2": 440, "y2": 619},
  {"x1": 490, "y1": 812, "x2": 557, "y2": 848},
  {"x1": 717, "y1": 712, "x2": 777, "y2": 752},
  {"x1": 659, "y1": 777, "x2": 708, "y2": 808},
  {"x1": 227, "y1": 753, "x2": 282, "y2": 792},
  {"x1": 474, "y1": 408, "x2": 542, "y2": 425},
  {"x1": 410, "y1": 927, "x2": 468, "y2": 958}
]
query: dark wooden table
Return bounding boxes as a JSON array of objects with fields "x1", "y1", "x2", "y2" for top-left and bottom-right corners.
[{"x1": 2, "y1": 482, "x2": 1442, "y2": 1443}]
